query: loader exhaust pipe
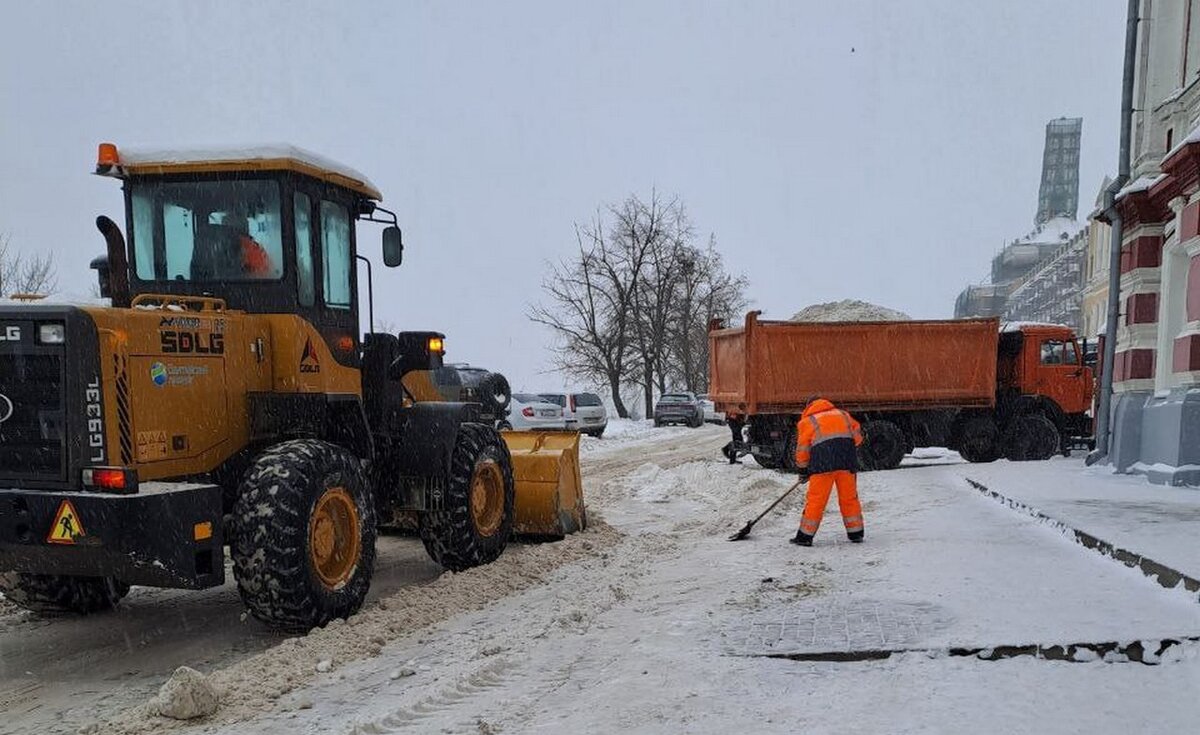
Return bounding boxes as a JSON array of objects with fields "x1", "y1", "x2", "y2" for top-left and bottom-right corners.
[{"x1": 95, "y1": 215, "x2": 131, "y2": 308}]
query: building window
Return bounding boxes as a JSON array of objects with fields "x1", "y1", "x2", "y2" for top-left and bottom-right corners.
[{"x1": 1167, "y1": 128, "x2": 1174, "y2": 152}]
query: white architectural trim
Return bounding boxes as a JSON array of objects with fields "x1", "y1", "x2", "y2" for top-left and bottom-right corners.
[
  {"x1": 1156, "y1": 230, "x2": 1191, "y2": 390},
  {"x1": 1114, "y1": 378, "x2": 1156, "y2": 393},
  {"x1": 1121, "y1": 268, "x2": 1163, "y2": 294},
  {"x1": 1118, "y1": 322, "x2": 1161, "y2": 350}
]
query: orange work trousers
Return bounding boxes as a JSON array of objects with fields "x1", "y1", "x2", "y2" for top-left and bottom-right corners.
[{"x1": 799, "y1": 470, "x2": 864, "y2": 537}]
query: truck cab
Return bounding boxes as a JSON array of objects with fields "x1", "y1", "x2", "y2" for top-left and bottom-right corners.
[{"x1": 997, "y1": 323, "x2": 1094, "y2": 445}]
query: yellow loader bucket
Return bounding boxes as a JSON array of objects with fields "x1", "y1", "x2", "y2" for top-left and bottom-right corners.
[{"x1": 503, "y1": 431, "x2": 587, "y2": 538}]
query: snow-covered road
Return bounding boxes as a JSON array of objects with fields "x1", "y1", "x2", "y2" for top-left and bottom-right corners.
[{"x1": 4, "y1": 424, "x2": 1200, "y2": 734}]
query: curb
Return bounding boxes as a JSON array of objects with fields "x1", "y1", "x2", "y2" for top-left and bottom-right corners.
[
  {"x1": 755, "y1": 635, "x2": 1200, "y2": 665},
  {"x1": 965, "y1": 477, "x2": 1200, "y2": 599}
]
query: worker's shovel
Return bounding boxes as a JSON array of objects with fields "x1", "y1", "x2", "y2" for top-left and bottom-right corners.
[{"x1": 727, "y1": 476, "x2": 807, "y2": 541}]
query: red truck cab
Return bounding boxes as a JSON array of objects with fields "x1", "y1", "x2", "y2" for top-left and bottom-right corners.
[{"x1": 997, "y1": 323, "x2": 1094, "y2": 445}]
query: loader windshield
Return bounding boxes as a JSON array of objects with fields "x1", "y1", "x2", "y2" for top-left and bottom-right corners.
[{"x1": 129, "y1": 179, "x2": 284, "y2": 283}]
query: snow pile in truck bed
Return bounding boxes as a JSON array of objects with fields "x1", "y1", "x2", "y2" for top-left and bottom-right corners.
[{"x1": 790, "y1": 299, "x2": 910, "y2": 322}]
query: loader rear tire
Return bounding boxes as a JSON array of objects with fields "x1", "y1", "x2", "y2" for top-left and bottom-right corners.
[
  {"x1": 0, "y1": 573, "x2": 128, "y2": 615},
  {"x1": 232, "y1": 439, "x2": 376, "y2": 632},
  {"x1": 419, "y1": 423, "x2": 515, "y2": 572}
]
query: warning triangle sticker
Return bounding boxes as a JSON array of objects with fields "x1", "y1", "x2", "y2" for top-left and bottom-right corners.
[{"x1": 47, "y1": 500, "x2": 85, "y2": 545}]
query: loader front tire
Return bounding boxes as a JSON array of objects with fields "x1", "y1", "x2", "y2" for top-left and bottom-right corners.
[
  {"x1": 232, "y1": 439, "x2": 376, "y2": 632},
  {"x1": 0, "y1": 573, "x2": 128, "y2": 614},
  {"x1": 419, "y1": 423, "x2": 515, "y2": 572}
]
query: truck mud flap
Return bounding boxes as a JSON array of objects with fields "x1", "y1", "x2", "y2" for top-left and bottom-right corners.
[{"x1": 0, "y1": 483, "x2": 225, "y2": 589}]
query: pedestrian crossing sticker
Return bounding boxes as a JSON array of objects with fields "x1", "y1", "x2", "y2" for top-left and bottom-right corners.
[{"x1": 47, "y1": 500, "x2": 85, "y2": 545}]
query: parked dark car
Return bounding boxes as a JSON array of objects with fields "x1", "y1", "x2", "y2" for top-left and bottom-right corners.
[{"x1": 653, "y1": 392, "x2": 704, "y2": 428}]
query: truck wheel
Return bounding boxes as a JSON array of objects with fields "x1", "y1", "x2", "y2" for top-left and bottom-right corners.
[
  {"x1": 780, "y1": 427, "x2": 800, "y2": 472},
  {"x1": 232, "y1": 439, "x2": 376, "y2": 631},
  {"x1": 1028, "y1": 415, "x2": 1061, "y2": 461},
  {"x1": 689, "y1": 414, "x2": 703, "y2": 428},
  {"x1": 956, "y1": 416, "x2": 1000, "y2": 463},
  {"x1": 0, "y1": 573, "x2": 128, "y2": 614},
  {"x1": 859, "y1": 420, "x2": 906, "y2": 471},
  {"x1": 1002, "y1": 415, "x2": 1050, "y2": 462},
  {"x1": 419, "y1": 423, "x2": 515, "y2": 572},
  {"x1": 751, "y1": 452, "x2": 780, "y2": 469}
]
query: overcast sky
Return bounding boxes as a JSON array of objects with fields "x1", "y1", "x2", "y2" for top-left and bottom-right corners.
[{"x1": 0, "y1": 1, "x2": 1125, "y2": 392}]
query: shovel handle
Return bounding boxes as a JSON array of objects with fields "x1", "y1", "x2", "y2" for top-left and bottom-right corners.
[{"x1": 751, "y1": 476, "x2": 806, "y2": 524}]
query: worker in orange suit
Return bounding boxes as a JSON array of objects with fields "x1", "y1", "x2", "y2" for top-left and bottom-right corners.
[{"x1": 790, "y1": 397, "x2": 865, "y2": 546}]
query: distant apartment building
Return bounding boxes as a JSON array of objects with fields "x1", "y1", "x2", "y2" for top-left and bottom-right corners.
[
  {"x1": 1102, "y1": 0, "x2": 1200, "y2": 486},
  {"x1": 955, "y1": 118, "x2": 1085, "y2": 322},
  {"x1": 1003, "y1": 226, "x2": 1087, "y2": 332}
]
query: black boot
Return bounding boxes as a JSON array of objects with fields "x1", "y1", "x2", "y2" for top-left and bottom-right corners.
[
  {"x1": 790, "y1": 530, "x2": 813, "y2": 546},
  {"x1": 847, "y1": 530, "x2": 864, "y2": 544}
]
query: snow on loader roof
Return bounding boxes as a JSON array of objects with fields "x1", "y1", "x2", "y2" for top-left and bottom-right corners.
[{"x1": 96, "y1": 142, "x2": 383, "y2": 200}]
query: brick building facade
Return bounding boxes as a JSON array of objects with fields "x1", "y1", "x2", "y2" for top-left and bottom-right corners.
[{"x1": 1105, "y1": 0, "x2": 1200, "y2": 486}]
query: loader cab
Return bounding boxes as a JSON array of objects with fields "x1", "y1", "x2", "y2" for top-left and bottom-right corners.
[{"x1": 94, "y1": 144, "x2": 402, "y2": 366}]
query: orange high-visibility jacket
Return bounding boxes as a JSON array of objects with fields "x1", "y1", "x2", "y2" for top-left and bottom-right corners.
[
  {"x1": 240, "y1": 235, "x2": 272, "y2": 277},
  {"x1": 794, "y1": 398, "x2": 863, "y2": 473}
]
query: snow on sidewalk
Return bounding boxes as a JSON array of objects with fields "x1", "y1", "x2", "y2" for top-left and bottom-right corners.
[
  {"x1": 951, "y1": 457, "x2": 1200, "y2": 583},
  {"x1": 203, "y1": 450, "x2": 1200, "y2": 735}
]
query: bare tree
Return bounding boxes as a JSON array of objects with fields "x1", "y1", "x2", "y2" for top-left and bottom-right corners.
[
  {"x1": 0, "y1": 234, "x2": 57, "y2": 297},
  {"x1": 667, "y1": 238, "x2": 748, "y2": 393},
  {"x1": 532, "y1": 194, "x2": 746, "y2": 416},
  {"x1": 621, "y1": 193, "x2": 690, "y2": 417},
  {"x1": 529, "y1": 211, "x2": 651, "y2": 418}
]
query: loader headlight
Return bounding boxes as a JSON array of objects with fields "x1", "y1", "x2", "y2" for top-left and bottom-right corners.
[{"x1": 38, "y1": 323, "x2": 65, "y2": 344}]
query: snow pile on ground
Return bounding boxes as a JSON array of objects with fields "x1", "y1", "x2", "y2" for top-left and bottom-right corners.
[
  {"x1": 152, "y1": 666, "x2": 219, "y2": 720},
  {"x1": 579, "y1": 418, "x2": 692, "y2": 456},
  {"x1": 621, "y1": 462, "x2": 683, "y2": 503},
  {"x1": 790, "y1": 299, "x2": 910, "y2": 322},
  {"x1": 100, "y1": 521, "x2": 623, "y2": 734},
  {"x1": 601, "y1": 418, "x2": 657, "y2": 440}
]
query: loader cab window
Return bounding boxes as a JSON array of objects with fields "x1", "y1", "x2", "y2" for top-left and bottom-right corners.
[
  {"x1": 294, "y1": 193, "x2": 315, "y2": 306},
  {"x1": 129, "y1": 180, "x2": 284, "y2": 282},
  {"x1": 320, "y1": 200, "x2": 352, "y2": 309}
]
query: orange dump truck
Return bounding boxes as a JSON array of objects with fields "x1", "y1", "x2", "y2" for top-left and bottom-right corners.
[{"x1": 708, "y1": 312, "x2": 1093, "y2": 470}]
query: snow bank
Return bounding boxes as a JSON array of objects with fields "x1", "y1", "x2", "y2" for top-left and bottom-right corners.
[
  {"x1": 100, "y1": 521, "x2": 623, "y2": 734},
  {"x1": 579, "y1": 419, "x2": 699, "y2": 456},
  {"x1": 790, "y1": 299, "x2": 910, "y2": 322}
]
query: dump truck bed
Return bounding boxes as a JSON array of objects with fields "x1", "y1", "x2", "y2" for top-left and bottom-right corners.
[{"x1": 708, "y1": 313, "x2": 1000, "y2": 414}]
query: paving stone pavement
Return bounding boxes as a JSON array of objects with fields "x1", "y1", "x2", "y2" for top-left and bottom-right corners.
[{"x1": 727, "y1": 599, "x2": 954, "y2": 655}]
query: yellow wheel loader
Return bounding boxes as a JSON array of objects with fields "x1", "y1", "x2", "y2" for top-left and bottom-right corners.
[{"x1": 0, "y1": 144, "x2": 584, "y2": 631}]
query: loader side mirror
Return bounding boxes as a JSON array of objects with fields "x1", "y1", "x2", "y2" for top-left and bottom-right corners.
[{"x1": 382, "y1": 227, "x2": 403, "y2": 268}]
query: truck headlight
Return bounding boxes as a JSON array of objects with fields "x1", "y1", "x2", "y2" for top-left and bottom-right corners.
[{"x1": 38, "y1": 323, "x2": 65, "y2": 344}]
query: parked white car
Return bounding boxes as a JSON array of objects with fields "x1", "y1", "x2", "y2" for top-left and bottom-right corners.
[
  {"x1": 538, "y1": 392, "x2": 609, "y2": 437},
  {"x1": 507, "y1": 394, "x2": 568, "y2": 431},
  {"x1": 699, "y1": 395, "x2": 725, "y2": 424}
]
